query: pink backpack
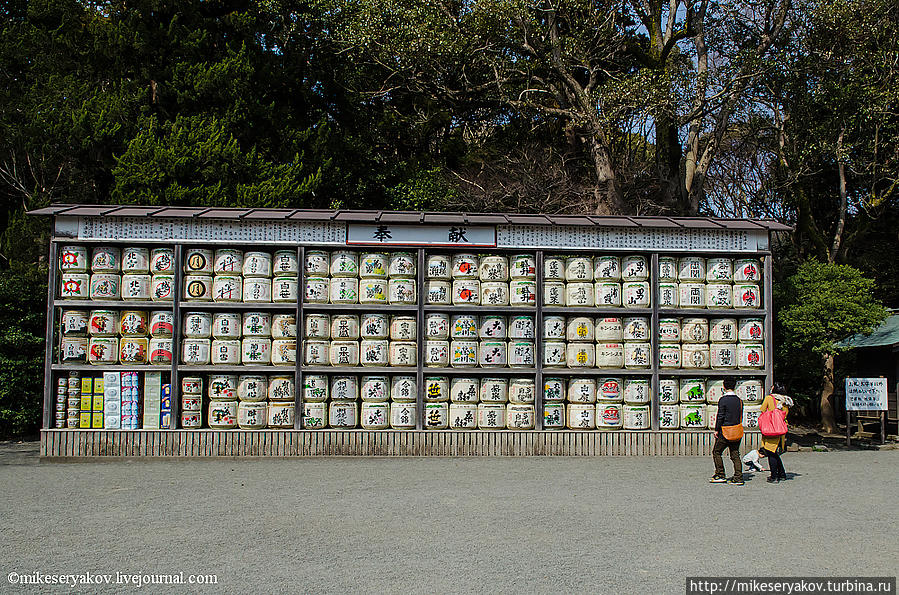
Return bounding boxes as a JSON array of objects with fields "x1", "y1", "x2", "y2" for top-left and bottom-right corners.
[{"x1": 758, "y1": 408, "x2": 787, "y2": 437}]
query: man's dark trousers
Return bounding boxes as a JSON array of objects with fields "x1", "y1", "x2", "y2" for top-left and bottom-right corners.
[{"x1": 712, "y1": 434, "x2": 742, "y2": 480}]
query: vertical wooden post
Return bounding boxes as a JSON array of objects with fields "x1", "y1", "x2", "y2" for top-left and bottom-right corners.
[
  {"x1": 42, "y1": 240, "x2": 59, "y2": 430},
  {"x1": 416, "y1": 248, "x2": 425, "y2": 430},
  {"x1": 650, "y1": 252, "x2": 660, "y2": 431},
  {"x1": 763, "y1": 252, "x2": 774, "y2": 393},
  {"x1": 295, "y1": 245, "x2": 305, "y2": 429},
  {"x1": 535, "y1": 250, "x2": 544, "y2": 430},
  {"x1": 170, "y1": 243, "x2": 183, "y2": 429}
]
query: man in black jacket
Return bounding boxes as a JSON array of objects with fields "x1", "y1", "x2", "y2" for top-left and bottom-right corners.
[{"x1": 710, "y1": 377, "x2": 744, "y2": 485}]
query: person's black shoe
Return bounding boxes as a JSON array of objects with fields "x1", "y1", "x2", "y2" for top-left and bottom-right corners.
[
  {"x1": 729, "y1": 477, "x2": 744, "y2": 486},
  {"x1": 767, "y1": 477, "x2": 777, "y2": 483},
  {"x1": 709, "y1": 476, "x2": 727, "y2": 483}
]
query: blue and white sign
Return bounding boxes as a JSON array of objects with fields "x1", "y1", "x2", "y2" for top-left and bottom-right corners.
[{"x1": 845, "y1": 378, "x2": 888, "y2": 411}]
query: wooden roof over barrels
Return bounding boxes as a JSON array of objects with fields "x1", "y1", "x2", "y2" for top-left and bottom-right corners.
[{"x1": 29, "y1": 204, "x2": 792, "y2": 231}]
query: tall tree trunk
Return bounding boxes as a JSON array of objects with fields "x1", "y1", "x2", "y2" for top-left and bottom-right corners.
[
  {"x1": 587, "y1": 135, "x2": 628, "y2": 214},
  {"x1": 820, "y1": 353, "x2": 838, "y2": 434},
  {"x1": 829, "y1": 127, "x2": 849, "y2": 263},
  {"x1": 655, "y1": 114, "x2": 685, "y2": 211}
]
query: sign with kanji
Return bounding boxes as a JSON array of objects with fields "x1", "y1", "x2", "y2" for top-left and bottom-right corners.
[
  {"x1": 845, "y1": 378, "x2": 888, "y2": 411},
  {"x1": 347, "y1": 224, "x2": 496, "y2": 246}
]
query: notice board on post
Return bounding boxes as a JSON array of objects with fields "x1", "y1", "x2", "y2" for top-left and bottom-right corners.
[{"x1": 845, "y1": 378, "x2": 888, "y2": 411}]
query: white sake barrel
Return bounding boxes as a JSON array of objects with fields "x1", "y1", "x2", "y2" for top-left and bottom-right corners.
[
  {"x1": 479, "y1": 315, "x2": 507, "y2": 339},
  {"x1": 359, "y1": 253, "x2": 388, "y2": 278},
  {"x1": 594, "y1": 282, "x2": 622, "y2": 307},
  {"x1": 90, "y1": 274, "x2": 121, "y2": 300},
  {"x1": 678, "y1": 257, "x2": 706, "y2": 282},
  {"x1": 237, "y1": 375, "x2": 267, "y2": 402},
  {"x1": 567, "y1": 378, "x2": 596, "y2": 403},
  {"x1": 451, "y1": 314, "x2": 478, "y2": 339},
  {"x1": 508, "y1": 378, "x2": 535, "y2": 404},
  {"x1": 268, "y1": 376, "x2": 295, "y2": 401},
  {"x1": 329, "y1": 340, "x2": 359, "y2": 367},
  {"x1": 150, "y1": 310, "x2": 174, "y2": 337},
  {"x1": 330, "y1": 314, "x2": 360, "y2": 340},
  {"x1": 624, "y1": 378, "x2": 651, "y2": 404},
  {"x1": 330, "y1": 278, "x2": 359, "y2": 304},
  {"x1": 304, "y1": 340, "x2": 329, "y2": 365},
  {"x1": 736, "y1": 379, "x2": 764, "y2": 404},
  {"x1": 510, "y1": 254, "x2": 536, "y2": 280},
  {"x1": 449, "y1": 403, "x2": 478, "y2": 429},
  {"x1": 658, "y1": 283, "x2": 678, "y2": 308},
  {"x1": 659, "y1": 379, "x2": 679, "y2": 403},
  {"x1": 331, "y1": 375, "x2": 359, "y2": 401},
  {"x1": 596, "y1": 343, "x2": 625, "y2": 368},
  {"x1": 506, "y1": 404, "x2": 536, "y2": 429},
  {"x1": 213, "y1": 249, "x2": 243, "y2": 274},
  {"x1": 737, "y1": 343, "x2": 765, "y2": 368},
  {"x1": 304, "y1": 277, "x2": 329, "y2": 303},
  {"x1": 544, "y1": 403, "x2": 566, "y2": 429},
  {"x1": 706, "y1": 405, "x2": 719, "y2": 430},
  {"x1": 425, "y1": 281, "x2": 451, "y2": 305},
  {"x1": 242, "y1": 251, "x2": 272, "y2": 278},
  {"x1": 659, "y1": 344, "x2": 681, "y2": 368},
  {"x1": 659, "y1": 318, "x2": 680, "y2": 343},
  {"x1": 212, "y1": 275, "x2": 242, "y2": 303},
  {"x1": 208, "y1": 375, "x2": 238, "y2": 400},
  {"x1": 424, "y1": 340, "x2": 449, "y2": 367},
  {"x1": 59, "y1": 273, "x2": 90, "y2": 299},
  {"x1": 481, "y1": 281, "x2": 510, "y2": 306},
  {"x1": 150, "y1": 247, "x2": 176, "y2": 274},
  {"x1": 272, "y1": 276, "x2": 298, "y2": 303},
  {"x1": 621, "y1": 255, "x2": 649, "y2": 280},
  {"x1": 543, "y1": 341, "x2": 567, "y2": 367},
  {"x1": 704, "y1": 282, "x2": 732, "y2": 308},
  {"x1": 623, "y1": 404, "x2": 650, "y2": 430},
  {"x1": 710, "y1": 318, "x2": 737, "y2": 343},
  {"x1": 182, "y1": 275, "x2": 212, "y2": 301},
  {"x1": 544, "y1": 282, "x2": 566, "y2": 306},
  {"x1": 59, "y1": 309, "x2": 86, "y2": 336},
  {"x1": 544, "y1": 377, "x2": 566, "y2": 402},
  {"x1": 679, "y1": 378, "x2": 706, "y2": 403},
  {"x1": 566, "y1": 343, "x2": 595, "y2": 368},
  {"x1": 388, "y1": 278, "x2": 416, "y2": 304},
  {"x1": 272, "y1": 314, "x2": 297, "y2": 339},
  {"x1": 742, "y1": 404, "x2": 763, "y2": 429},
  {"x1": 623, "y1": 317, "x2": 650, "y2": 341},
  {"x1": 597, "y1": 377, "x2": 624, "y2": 402},
  {"x1": 567, "y1": 404, "x2": 596, "y2": 429},
  {"x1": 424, "y1": 402, "x2": 449, "y2": 429},
  {"x1": 479, "y1": 378, "x2": 509, "y2": 403},
  {"x1": 679, "y1": 403, "x2": 706, "y2": 429},
  {"x1": 390, "y1": 376, "x2": 417, "y2": 402},
  {"x1": 565, "y1": 256, "x2": 593, "y2": 281},
  {"x1": 329, "y1": 401, "x2": 359, "y2": 428},
  {"x1": 452, "y1": 279, "x2": 480, "y2": 305},
  {"x1": 243, "y1": 312, "x2": 272, "y2": 337},
  {"x1": 658, "y1": 256, "x2": 678, "y2": 282},
  {"x1": 59, "y1": 245, "x2": 89, "y2": 273},
  {"x1": 710, "y1": 343, "x2": 737, "y2": 369},
  {"x1": 450, "y1": 377, "x2": 479, "y2": 403},
  {"x1": 390, "y1": 316, "x2": 416, "y2": 341},
  {"x1": 304, "y1": 250, "x2": 329, "y2": 276},
  {"x1": 681, "y1": 318, "x2": 709, "y2": 343},
  {"x1": 543, "y1": 316, "x2": 566, "y2": 340},
  {"x1": 624, "y1": 342, "x2": 651, "y2": 368},
  {"x1": 182, "y1": 412, "x2": 203, "y2": 430},
  {"x1": 118, "y1": 337, "x2": 148, "y2": 364},
  {"x1": 566, "y1": 283, "x2": 595, "y2": 307},
  {"x1": 181, "y1": 338, "x2": 211, "y2": 365},
  {"x1": 426, "y1": 254, "x2": 451, "y2": 280},
  {"x1": 330, "y1": 251, "x2": 359, "y2": 277},
  {"x1": 121, "y1": 274, "x2": 151, "y2": 300},
  {"x1": 388, "y1": 252, "x2": 416, "y2": 278},
  {"x1": 734, "y1": 258, "x2": 762, "y2": 282},
  {"x1": 424, "y1": 376, "x2": 450, "y2": 402},
  {"x1": 150, "y1": 337, "x2": 173, "y2": 364},
  {"x1": 733, "y1": 284, "x2": 761, "y2": 309},
  {"x1": 622, "y1": 282, "x2": 650, "y2": 308},
  {"x1": 272, "y1": 250, "x2": 299, "y2": 277},
  {"x1": 508, "y1": 340, "x2": 535, "y2": 368},
  {"x1": 119, "y1": 310, "x2": 148, "y2": 336},
  {"x1": 596, "y1": 402, "x2": 623, "y2": 429},
  {"x1": 302, "y1": 402, "x2": 327, "y2": 429},
  {"x1": 425, "y1": 313, "x2": 450, "y2": 340},
  {"x1": 706, "y1": 258, "x2": 733, "y2": 282},
  {"x1": 211, "y1": 339, "x2": 241, "y2": 365},
  {"x1": 361, "y1": 402, "x2": 389, "y2": 429},
  {"x1": 706, "y1": 379, "x2": 726, "y2": 404},
  {"x1": 242, "y1": 338, "x2": 272, "y2": 365},
  {"x1": 212, "y1": 312, "x2": 241, "y2": 339},
  {"x1": 91, "y1": 246, "x2": 121, "y2": 273},
  {"x1": 303, "y1": 375, "x2": 329, "y2": 402},
  {"x1": 593, "y1": 256, "x2": 621, "y2": 281},
  {"x1": 208, "y1": 400, "x2": 238, "y2": 429},
  {"x1": 678, "y1": 283, "x2": 705, "y2": 308},
  {"x1": 89, "y1": 310, "x2": 118, "y2": 336},
  {"x1": 450, "y1": 340, "x2": 478, "y2": 367},
  {"x1": 271, "y1": 339, "x2": 297, "y2": 365},
  {"x1": 451, "y1": 253, "x2": 478, "y2": 279},
  {"x1": 361, "y1": 339, "x2": 389, "y2": 366},
  {"x1": 543, "y1": 256, "x2": 565, "y2": 281},
  {"x1": 389, "y1": 341, "x2": 417, "y2": 366},
  {"x1": 567, "y1": 317, "x2": 595, "y2": 342},
  {"x1": 182, "y1": 394, "x2": 202, "y2": 411},
  {"x1": 268, "y1": 402, "x2": 295, "y2": 428},
  {"x1": 305, "y1": 313, "x2": 330, "y2": 339},
  {"x1": 595, "y1": 317, "x2": 623, "y2": 341},
  {"x1": 659, "y1": 404, "x2": 680, "y2": 429},
  {"x1": 477, "y1": 403, "x2": 506, "y2": 429},
  {"x1": 357, "y1": 313, "x2": 388, "y2": 339},
  {"x1": 682, "y1": 344, "x2": 710, "y2": 369},
  {"x1": 389, "y1": 401, "x2": 417, "y2": 428},
  {"x1": 738, "y1": 318, "x2": 765, "y2": 342},
  {"x1": 479, "y1": 255, "x2": 509, "y2": 281},
  {"x1": 478, "y1": 341, "x2": 508, "y2": 367}
]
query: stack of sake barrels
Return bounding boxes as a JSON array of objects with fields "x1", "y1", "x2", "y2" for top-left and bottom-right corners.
[
  {"x1": 424, "y1": 253, "x2": 537, "y2": 306},
  {"x1": 658, "y1": 256, "x2": 762, "y2": 310},
  {"x1": 657, "y1": 317, "x2": 765, "y2": 371},
  {"x1": 182, "y1": 311, "x2": 296, "y2": 366},
  {"x1": 182, "y1": 247, "x2": 298, "y2": 303},
  {"x1": 656, "y1": 377, "x2": 765, "y2": 430},
  {"x1": 545, "y1": 376, "x2": 651, "y2": 430},
  {"x1": 304, "y1": 251, "x2": 417, "y2": 305},
  {"x1": 60, "y1": 309, "x2": 173, "y2": 366},
  {"x1": 301, "y1": 375, "x2": 418, "y2": 429},
  {"x1": 58, "y1": 245, "x2": 177, "y2": 301},
  {"x1": 195, "y1": 373, "x2": 296, "y2": 429},
  {"x1": 422, "y1": 313, "x2": 536, "y2": 368},
  {"x1": 417, "y1": 376, "x2": 536, "y2": 430},
  {"x1": 542, "y1": 316, "x2": 651, "y2": 370},
  {"x1": 56, "y1": 372, "x2": 81, "y2": 428},
  {"x1": 543, "y1": 254, "x2": 650, "y2": 308},
  {"x1": 303, "y1": 312, "x2": 417, "y2": 368}
]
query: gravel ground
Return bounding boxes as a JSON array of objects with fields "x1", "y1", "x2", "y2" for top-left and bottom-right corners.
[{"x1": 1, "y1": 443, "x2": 896, "y2": 594}]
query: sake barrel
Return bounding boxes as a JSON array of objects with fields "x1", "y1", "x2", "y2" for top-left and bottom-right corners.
[
  {"x1": 150, "y1": 247, "x2": 176, "y2": 274},
  {"x1": 181, "y1": 377, "x2": 202, "y2": 397},
  {"x1": 91, "y1": 246, "x2": 121, "y2": 273},
  {"x1": 118, "y1": 337, "x2": 148, "y2": 364},
  {"x1": 183, "y1": 311, "x2": 213, "y2": 339},
  {"x1": 450, "y1": 340, "x2": 478, "y2": 367},
  {"x1": 479, "y1": 315, "x2": 507, "y2": 339},
  {"x1": 213, "y1": 249, "x2": 243, "y2": 274},
  {"x1": 389, "y1": 316, "x2": 416, "y2": 341},
  {"x1": 478, "y1": 341, "x2": 507, "y2": 367},
  {"x1": 510, "y1": 254, "x2": 536, "y2": 280},
  {"x1": 623, "y1": 317, "x2": 650, "y2": 341},
  {"x1": 361, "y1": 338, "x2": 390, "y2": 366},
  {"x1": 424, "y1": 376, "x2": 450, "y2": 402},
  {"x1": 59, "y1": 245, "x2": 89, "y2": 273},
  {"x1": 424, "y1": 402, "x2": 449, "y2": 429},
  {"x1": 389, "y1": 401, "x2": 417, "y2": 429},
  {"x1": 477, "y1": 402, "x2": 506, "y2": 429},
  {"x1": 90, "y1": 274, "x2": 121, "y2": 300},
  {"x1": 508, "y1": 378, "x2": 535, "y2": 404},
  {"x1": 597, "y1": 377, "x2": 624, "y2": 402},
  {"x1": 212, "y1": 275, "x2": 242, "y2": 302},
  {"x1": 734, "y1": 258, "x2": 762, "y2": 282},
  {"x1": 304, "y1": 250, "x2": 329, "y2": 276},
  {"x1": 356, "y1": 313, "x2": 388, "y2": 339},
  {"x1": 330, "y1": 251, "x2": 359, "y2": 277},
  {"x1": 543, "y1": 316, "x2": 566, "y2": 340},
  {"x1": 302, "y1": 402, "x2": 327, "y2": 429},
  {"x1": 710, "y1": 318, "x2": 738, "y2": 343},
  {"x1": 271, "y1": 339, "x2": 297, "y2": 365},
  {"x1": 388, "y1": 252, "x2": 416, "y2": 278},
  {"x1": 181, "y1": 339, "x2": 211, "y2": 365},
  {"x1": 567, "y1": 317, "x2": 595, "y2": 342},
  {"x1": 657, "y1": 256, "x2": 678, "y2": 282},
  {"x1": 733, "y1": 284, "x2": 761, "y2": 309},
  {"x1": 659, "y1": 404, "x2": 680, "y2": 429},
  {"x1": 566, "y1": 283, "x2": 595, "y2": 307},
  {"x1": 182, "y1": 395, "x2": 202, "y2": 411},
  {"x1": 268, "y1": 402, "x2": 295, "y2": 428},
  {"x1": 272, "y1": 250, "x2": 299, "y2": 277},
  {"x1": 565, "y1": 256, "x2": 593, "y2": 282},
  {"x1": 594, "y1": 282, "x2": 622, "y2": 307},
  {"x1": 658, "y1": 378, "x2": 679, "y2": 403},
  {"x1": 208, "y1": 400, "x2": 238, "y2": 429},
  {"x1": 706, "y1": 405, "x2": 719, "y2": 430},
  {"x1": 593, "y1": 256, "x2": 621, "y2": 281},
  {"x1": 659, "y1": 318, "x2": 680, "y2": 343},
  {"x1": 736, "y1": 379, "x2": 764, "y2": 404},
  {"x1": 450, "y1": 377, "x2": 479, "y2": 403},
  {"x1": 426, "y1": 254, "x2": 451, "y2": 280},
  {"x1": 329, "y1": 340, "x2": 359, "y2": 367},
  {"x1": 210, "y1": 339, "x2": 241, "y2": 365},
  {"x1": 479, "y1": 255, "x2": 509, "y2": 281},
  {"x1": 242, "y1": 251, "x2": 272, "y2": 278},
  {"x1": 596, "y1": 343, "x2": 625, "y2": 368},
  {"x1": 388, "y1": 341, "x2": 417, "y2": 366},
  {"x1": 272, "y1": 277, "x2": 298, "y2": 304},
  {"x1": 150, "y1": 310, "x2": 174, "y2": 337},
  {"x1": 241, "y1": 338, "x2": 272, "y2": 365},
  {"x1": 361, "y1": 402, "x2": 389, "y2": 429},
  {"x1": 623, "y1": 404, "x2": 650, "y2": 429},
  {"x1": 304, "y1": 340, "x2": 329, "y2": 365},
  {"x1": 237, "y1": 375, "x2": 268, "y2": 402},
  {"x1": 543, "y1": 256, "x2": 565, "y2": 281},
  {"x1": 543, "y1": 341, "x2": 567, "y2": 367},
  {"x1": 390, "y1": 376, "x2": 417, "y2": 402},
  {"x1": 738, "y1": 318, "x2": 765, "y2": 342},
  {"x1": 659, "y1": 344, "x2": 681, "y2": 368},
  {"x1": 183, "y1": 275, "x2": 212, "y2": 301},
  {"x1": 452, "y1": 279, "x2": 480, "y2": 305},
  {"x1": 271, "y1": 314, "x2": 297, "y2": 339},
  {"x1": 330, "y1": 314, "x2": 359, "y2": 340},
  {"x1": 621, "y1": 255, "x2": 649, "y2": 280},
  {"x1": 151, "y1": 274, "x2": 175, "y2": 302},
  {"x1": 596, "y1": 402, "x2": 623, "y2": 429},
  {"x1": 243, "y1": 311, "x2": 272, "y2": 337},
  {"x1": 566, "y1": 404, "x2": 595, "y2": 429},
  {"x1": 566, "y1": 343, "x2": 596, "y2": 368},
  {"x1": 89, "y1": 310, "x2": 118, "y2": 336},
  {"x1": 710, "y1": 343, "x2": 737, "y2": 369},
  {"x1": 330, "y1": 375, "x2": 359, "y2": 401},
  {"x1": 424, "y1": 313, "x2": 450, "y2": 340},
  {"x1": 624, "y1": 342, "x2": 651, "y2": 368},
  {"x1": 706, "y1": 379, "x2": 726, "y2": 404},
  {"x1": 706, "y1": 283, "x2": 733, "y2": 309},
  {"x1": 544, "y1": 377, "x2": 566, "y2": 403},
  {"x1": 544, "y1": 403, "x2": 566, "y2": 429},
  {"x1": 737, "y1": 343, "x2": 765, "y2": 368},
  {"x1": 543, "y1": 282, "x2": 566, "y2": 306},
  {"x1": 360, "y1": 253, "x2": 388, "y2": 279},
  {"x1": 508, "y1": 340, "x2": 535, "y2": 368},
  {"x1": 59, "y1": 273, "x2": 89, "y2": 299},
  {"x1": 449, "y1": 403, "x2": 478, "y2": 429},
  {"x1": 303, "y1": 375, "x2": 328, "y2": 402},
  {"x1": 208, "y1": 375, "x2": 238, "y2": 400},
  {"x1": 506, "y1": 404, "x2": 536, "y2": 429},
  {"x1": 479, "y1": 378, "x2": 509, "y2": 403},
  {"x1": 268, "y1": 376, "x2": 295, "y2": 401},
  {"x1": 121, "y1": 274, "x2": 150, "y2": 300},
  {"x1": 677, "y1": 256, "x2": 705, "y2": 282},
  {"x1": 451, "y1": 253, "x2": 478, "y2": 279},
  {"x1": 658, "y1": 283, "x2": 678, "y2": 308},
  {"x1": 681, "y1": 318, "x2": 709, "y2": 343},
  {"x1": 424, "y1": 340, "x2": 450, "y2": 367},
  {"x1": 706, "y1": 258, "x2": 734, "y2": 282},
  {"x1": 679, "y1": 378, "x2": 706, "y2": 403},
  {"x1": 595, "y1": 317, "x2": 623, "y2": 341},
  {"x1": 425, "y1": 281, "x2": 451, "y2": 305},
  {"x1": 304, "y1": 313, "x2": 330, "y2": 339},
  {"x1": 679, "y1": 403, "x2": 706, "y2": 429},
  {"x1": 481, "y1": 281, "x2": 510, "y2": 306},
  {"x1": 742, "y1": 404, "x2": 763, "y2": 429},
  {"x1": 624, "y1": 378, "x2": 651, "y2": 404},
  {"x1": 330, "y1": 277, "x2": 359, "y2": 304},
  {"x1": 681, "y1": 344, "x2": 710, "y2": 369},
  {"x1": 329, "y1": 401, "x2": 359, "y2": 428},
  {"x1": 388, "y1": 278, "x2": 416, "y2": 304},
  {"x1": 622, "y1": 282, "x2": 650, "y2": 308},
  {"x1": 679, "y1": 283, "x2": 706, "y2": 308},
  {"x1": 119, "y1": 310, "x2": 149, "y2": 336},
  {"x1": 567, "y1": 378, "x2": 596, "y2": 403},
  {"x1": 61, "y1": 310, "x2": 88, "y2": 336},
  {"x1": 451, "y1": 314, "x2": 478, "y2": 339},
  {"x1": 304, "y1": 277, "x2": 329, "y2": 303}
]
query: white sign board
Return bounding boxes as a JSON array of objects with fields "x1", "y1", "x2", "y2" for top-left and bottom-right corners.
[
  {"x1": 347, "y1": 224, "x2": 496, "y2": 247},
  {"x1": 845, "y1": 378, "x2": 888, "y2": 411}
]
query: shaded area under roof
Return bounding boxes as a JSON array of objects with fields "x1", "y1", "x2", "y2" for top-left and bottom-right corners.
[{"x1": 837, "y1": 312, "x2": 899, "y2": 349}]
